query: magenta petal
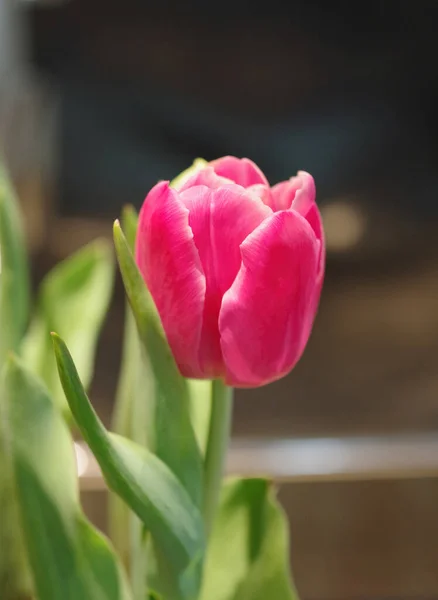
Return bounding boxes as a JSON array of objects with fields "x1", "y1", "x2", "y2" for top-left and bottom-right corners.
[
  {"x1": 135, "y1": 181, "x2": 206, "y2": 378},
  {"x1": 272, "y1": 171, "x2": 323, "y2": 265},
  {"x1": 177, "y1": 166, "x2": 232, "y2": 191},
  {"x1": 271, "y1": 171, "x2": 316, "y2": 212},
  {"x1": 211, "y1": 156, "x2": 269, "y2": 187},
  {"x1": 291, "y1": 171, "x2": 316, "y2": 215},
  {"x1": 246, "y1": 183, "x2": 273, "y2": 208},
  {"x1": 179, "y1": 184, "x2": 271, "y2": 378},
  {"x1": 219, "y1": 210, "x2": 320, "y2": 387},
  {"x1": 270, "y1": 178, "x2": 301, "y2": 211},
  {"x1": 290, "y1": 172, "x2": 324, "y2": 268}
]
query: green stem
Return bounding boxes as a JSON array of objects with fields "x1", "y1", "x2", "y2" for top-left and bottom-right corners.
[
  {"x1": 130, "y1": 518, "x2": 148, "y2": 600},
  {"x1": 203, "y1": 380, "x2": 233, "y2": 536}
]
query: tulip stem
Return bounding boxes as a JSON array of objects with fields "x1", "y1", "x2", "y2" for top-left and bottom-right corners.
[{"x1": 203, "y1": 379, "x2": 233, "y2": 536}]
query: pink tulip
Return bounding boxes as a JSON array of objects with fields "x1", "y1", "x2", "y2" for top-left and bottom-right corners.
[{"x1": 136, "y1": 156, "x2": 325, "y2": 387}]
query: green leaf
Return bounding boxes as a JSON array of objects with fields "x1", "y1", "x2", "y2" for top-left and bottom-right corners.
[
  {"x1": 110, "y1": 205, "x2": 152, "y2": 596},
  {"x1": 200, "y1": 478, "x2": 299, "y2": 600},
  {"x1": 170, "y1": 158, "x2": 208, "y2": 190},
  {"x1": 113, "y1": 221, "x2": 202, "y2": 508},
  {"x1": 110, "y1": 302, "x2": 152, "y2": 580},
  {"x1": 0, "y1": 162, "x2": 29, "y2": 363},
  {"x1": 112, "y1": 205, "x2": 150, "y2": 449},
  {"x1": 2, "y1": 356, "x2": 131, "y2": 600},
  {"x1": 120, "y1": 204, "x2": 139, "y2": 252},
  {"x1": 0, "y1": 426, "x2": 32, "y2": 599},
  {"x1": 53, "y1": 333, "x2": 205, "y2": 600},
  {"x1": 21, "y1": 240, "x2": 114, "y2": 413},
  {"x1": 0, "y1": 163, "x2": 32, "y2": 598}
]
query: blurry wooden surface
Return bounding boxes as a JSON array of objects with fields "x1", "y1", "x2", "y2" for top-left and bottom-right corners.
[
  {"x1": 81, "y1": 478, "x2": 438, "y2": 600},
  {"x1": 282, "y1": 478, "x2": 438, "y2": 599}
]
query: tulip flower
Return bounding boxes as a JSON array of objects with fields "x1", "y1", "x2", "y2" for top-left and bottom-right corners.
[{"x1": 136, "y1": 156, "x2": 325, "y2": 387}]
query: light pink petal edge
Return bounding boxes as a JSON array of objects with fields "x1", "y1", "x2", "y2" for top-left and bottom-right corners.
[
  {"x1": 177, "y1": 166, "x2": 233, "y2": 191},
  {"x1": 210, "y1": 156, "x2": 269, "y2": 187},
  {"x1": 291, "y1": 171, "x2": 316, "y2": 216}
]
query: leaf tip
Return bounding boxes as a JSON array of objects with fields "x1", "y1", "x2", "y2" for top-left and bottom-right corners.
[
  {"x1": 121, "y1": 204, "x2": 136, "y2": 218},
  {"x1": 50, "y1": 331, "x2": 64, "y2": 357},
  {"x1": 113, "y1": 219, "x2": 125, "y2": 247}
]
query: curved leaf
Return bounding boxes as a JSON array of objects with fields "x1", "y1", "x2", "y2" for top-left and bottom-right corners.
[
  {"x1": 0, "y1": 162, "x2": 29, "y2": 362},
  {"x1": 2, "y1": 356, "x2": 131, "y2": 600},
  {"x1": 169, "y1": 158, "x2": 208, "y2": 190},
  {"x1": 53, "y1": 333, "x2": 205, "y2": 600},
  {"x1": 200, "y1": 478, "x2": 299, "y2": 600},
  {"x1": 0, "y1": 162, "x2": 32, "y2": 598},
  {"x1": 113, "y1": 221, "x2": 202, "y2": 508},
  {"x1": 110, "y1": 205, "x2": 151, "y2": 595},
  {"x1": 21, "y1": 240, "x2": 114, "y2": 413}
]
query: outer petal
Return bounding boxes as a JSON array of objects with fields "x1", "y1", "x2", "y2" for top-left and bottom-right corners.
[
  {"x1": 290, "y1": 171, "x2": 324, "y2": 276},
  {"x1": 219, "y1": 210, "x2": 320, "y2": 387},
  {"x1": 272, "y1": 171, "x2": 324, "y2": 273},
  {"x1": 135, "y1": 181, "x2": 206, "y2": 378},
  {"x1": 179, "y1": 184, "x2": 271, "y2": 378},
  {"x1": 210, "y1": 156, "x2": 269, "y2": 187},
  {"x1": 291, "y1": 174, "x2": 325, "y2": 352}
]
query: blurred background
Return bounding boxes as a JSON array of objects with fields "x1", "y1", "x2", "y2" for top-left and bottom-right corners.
[{"x1": 2, "y1": 0, "x2": 438, "y2": 597}]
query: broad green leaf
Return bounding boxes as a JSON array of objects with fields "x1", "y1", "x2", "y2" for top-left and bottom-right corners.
[
  {"x1": 0, "y1": 162, "x2": 32, "y2": 598},
  {"x1": 0, "y1": 162, "x2": 29, "y2": 362},
  {"x1": 112, "y1": 205, "x2": 150, "y2": 450},
  {"x1": 0, "y1": 428, "x2": 32, "y2": 599},
  {"x1": 21, "y1": 240, "x2": 114, "y2": 413},
  {"x1": 53, "y1": 333, "x2": 205, "y2": 600},
  {"x1": 2, "y1": 356, "x2": 131, "y2": 600},
  {"x1": 200, "y1": 478, "x2": 299, "y2": 600},
  {"x1": 110, "y1": 302, "x2": 152, "y2": 580},
  {"x1": 110, "y1": 208, "x2": 212, "y2": 595},
  {"x1": 113, "y1": 221, "x2": 202, "y2": 508},
  {"x1": 170, "y1": 158, "x2": 208, "y2": 189},
  {"x1": 110, "y1": 205, "x2": 151, "y2": 597}
]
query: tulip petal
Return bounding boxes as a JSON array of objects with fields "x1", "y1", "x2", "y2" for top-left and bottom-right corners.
[
  {"x1": 272, "y1": 172, "x2": 323, "y2": 268},
  {"x1": 291, "y1": 171, "x2": 317, "y2": 218},
  {"x1": 270, "y1": 179, "x2": 301, "y2": 211},
  {"x1": 246, "y1": 183, "x2": 273, "y2": 208},
  {"x1": 219, "y1": 210, "x2": 320, "y2": 387},
  {"x1": 211, "y1": 156, "x2": 269, "y2": 187},
  {"x1": 179, "y1": 184, "x2": 271, "y2": 378},
  {"x1": 271, "y1": 171, "x2": 315, "y2": 213},
  {"x1": 135, "y1": 181, "x2": 206, "y2": 378},
  {"x1": 177, "y1": 166, "x2": 232, "y2": 192},
  {"x1": 290, "y1": 172, "x2": 324, "y2": 272}
]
